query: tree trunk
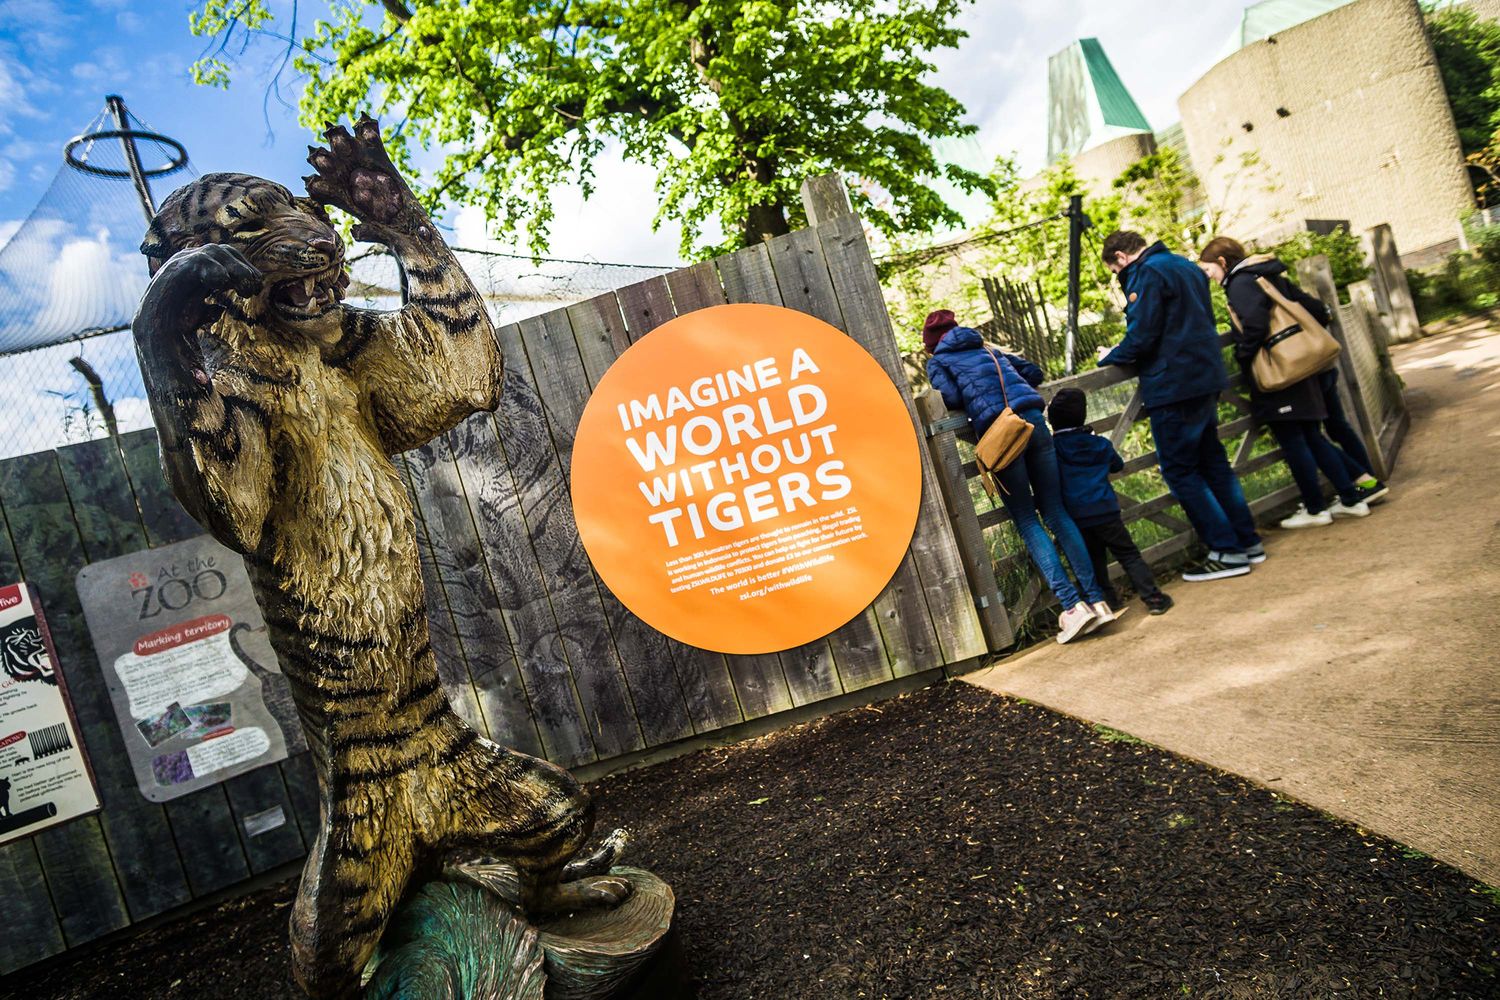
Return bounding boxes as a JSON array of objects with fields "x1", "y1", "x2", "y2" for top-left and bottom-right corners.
[{"x1": 744, "y1": 201, "x2": 791, "y2": 246}]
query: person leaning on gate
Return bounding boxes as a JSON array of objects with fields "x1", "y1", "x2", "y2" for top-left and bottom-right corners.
[
  {"x1": 1197, "y1": 236, "x2": 1381, "y2": 529},
  {"x1": 1096, "y1": 231, "x2": 1263, "y2": 582},
  {"x1": 923, "y1": 310, "x2": 1119, "y2": 643},
  {"x1": 1046, "y1": 387, "x2": 1173, "y2": 616}
]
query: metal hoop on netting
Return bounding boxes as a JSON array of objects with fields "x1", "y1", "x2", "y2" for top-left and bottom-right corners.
[{"x1": 64, "y1": 128, "x2": 188, "y2": 179}]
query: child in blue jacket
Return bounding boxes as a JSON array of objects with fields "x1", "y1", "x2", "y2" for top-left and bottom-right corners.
[{"x1": 1047, "y1": 388, "x2": 1173, "y2": 615}]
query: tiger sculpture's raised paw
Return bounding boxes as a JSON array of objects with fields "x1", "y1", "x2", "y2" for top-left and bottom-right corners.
[{"x1": 303, "y1": 115, "x2": 425, "y2": 245}]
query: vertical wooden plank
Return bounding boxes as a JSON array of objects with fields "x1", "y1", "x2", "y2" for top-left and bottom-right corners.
[
  {"x1": 0, "y1": 450, "x2": 133, "y2": 943},
  {"x1": 118, "y1": 430, "x2": 200, "y2": 542},
  {"x1": 516, "y1": 311, "x2": 695, "y2": 746},
  {"x1": 394, "y1": 444, "x2": 489, "y2": 735},
  {"x1": 1298, "y1": 257, "x2": 1388, "y2": 478},
  {"x1": 567, "y1": 292, "x2": 746, "y2": 732},
  {"x1": 569, "y1": 291, "x2": 630, "y2": 388},
  {"x1": 614, "y1": 273, "x2": 798, "y2": 718},
  {"x1": 711, "y1": 251, "x2": 844, "y2": 706},
  {"x1": 0, "y1": 504, "x2": 67, "y2": 972},
  {"x1": 915, "y1": 392, "x2": 1014, "y2": 652},
  {"x1": 0, "y1": 839, "x2": 63, "y2": 973},
  {"x1": 118, "y1": 427, "x2": 259, "y2": 896},
  {"x1": 490, "y1": 324, "x2": 645, "y2": 758},
  {"x1": 814, "y1": 213, "x2": 988, "y2": 664},
  {"x1": 766, "y1": 226, "x2": 935, "y2": 685},
  {"x1": 222, "y1": 767, "x2": 304, "y2": 873},
  {"x1": 799, "y1": 173, "x2": 852, "y2": 227},
  {"x1": 280, "y1": 751, "x2": 323, "y2": 847},
  {"x1": 53, "y1": 440, "x2": 207, "y2": 918},
  {"x1": 404, "y1": 438, "x2": 545, "y2": 756},
  {"x1": 444, "y1": 406, "x2": 597, "y2": 768}
]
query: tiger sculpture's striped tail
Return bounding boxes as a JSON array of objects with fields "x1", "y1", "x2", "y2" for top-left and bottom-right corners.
[{"x1": 133, "y1": 116, "x2": 629, "y2": 999}]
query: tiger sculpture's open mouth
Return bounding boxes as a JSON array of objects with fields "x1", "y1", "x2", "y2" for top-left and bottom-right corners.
[{"x1": 269, "y1": 263, "x2": 350, "y2": 322}]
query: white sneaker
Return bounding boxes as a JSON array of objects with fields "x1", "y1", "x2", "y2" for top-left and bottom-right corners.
[
  {"x1": 1280, "y1": 505, "x2": 1332, "y2": 529},
  {"x1": 1056, "y1": 602, "x2": 1097, "y2": 644},
  {"x1": 1082, "y1": 601, "x2": 1125, "y2": 635},
  {"x1": 1329, "y1": 499, "x2": 1371, "y2": 518}
]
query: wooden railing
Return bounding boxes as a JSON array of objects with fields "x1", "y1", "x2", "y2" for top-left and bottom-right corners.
[{"x1": 917, "y1": 254, "x2": 1410, "y2": 646}]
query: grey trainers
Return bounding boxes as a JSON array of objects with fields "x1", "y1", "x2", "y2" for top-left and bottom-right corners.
[
  {"x1": 1245, "y1": 542, "x2": 1267, "y2": 564},
  {"x1": 1181, "y1": 552, "x2": 1252, "y2": 582}
]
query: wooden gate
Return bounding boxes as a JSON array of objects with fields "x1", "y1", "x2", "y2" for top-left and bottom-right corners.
[
  {"x1": 919, "y1": 253, "x2": 1410, "y2": 640},
  {"x1": 0, "y1": 177, "x2": 988, "y2": 973}
]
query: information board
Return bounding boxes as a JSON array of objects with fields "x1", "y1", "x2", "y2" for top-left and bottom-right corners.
[
  {"x1": 571, "y1": 303, "x2": 922, "y2": 654},
  {"x1": 76, "y1": 536, "x2": 306, "y2": 802},
  {"x1": 0, "y1": 582, "x2": 100, "y2": 844}
]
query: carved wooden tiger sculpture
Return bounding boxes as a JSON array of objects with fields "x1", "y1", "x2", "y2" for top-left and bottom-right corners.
[{"x1": 133, "y1": 117, "x2": 628, "y2": 999}]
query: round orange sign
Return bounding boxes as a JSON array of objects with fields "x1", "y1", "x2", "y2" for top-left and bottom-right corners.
[{"x1": 571, "y1": 303, "x2": 922, "y2": 655}]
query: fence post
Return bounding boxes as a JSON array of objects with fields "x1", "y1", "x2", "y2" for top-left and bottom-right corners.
[
  {"x1": 1365, "y1": 224, "x2": 1423, "y2": 343},
  {"x1": 1297, "y1": 256, "x2": 1389, "y2": 480},
  {"x1": 915, "y1": 391, "x2": 1014, "y2": 652},
  {"x1": 800, "y1": 173, "x2": 852, "y2": 226}
]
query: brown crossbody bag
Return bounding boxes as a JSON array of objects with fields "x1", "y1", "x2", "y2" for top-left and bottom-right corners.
[
  {"x1": 973, "y1": 348, "x2": 1033, "y2": 497},
  {"x1": 1227, "y1": 275, "x2": 1341, "y2": 393}
]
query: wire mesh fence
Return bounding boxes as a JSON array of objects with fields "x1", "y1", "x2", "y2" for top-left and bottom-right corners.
[
  {"x1": 0, "y1": 248, "x2": 672, "y2": 461},
  {"x1": 0, "y1": 101, "x2": 674, "y2": 461}
]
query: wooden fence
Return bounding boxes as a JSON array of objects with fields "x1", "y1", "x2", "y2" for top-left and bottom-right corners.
[
  {"x1": 0, "y1": 178, "x2": 990, "y2": 974},
  {"x1": 918, "y1": 255, "x2": 1410, "y2": 640}
]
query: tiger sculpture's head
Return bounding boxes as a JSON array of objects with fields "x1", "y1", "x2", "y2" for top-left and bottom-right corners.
[
  {"x1": 0, "y1": 618, "x2": 54, "y2": 686},
  {"x1": 140, "y1": 173, "x2": 350, "y2": 331}
]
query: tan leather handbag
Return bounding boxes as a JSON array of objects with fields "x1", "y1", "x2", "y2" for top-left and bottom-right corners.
[
  {"x1": 1238, "y1": 275, "x2": 1342, "y2": 393},
  {"x1": 973, "y1": 348, "x2": 1033, "y2": 497}
]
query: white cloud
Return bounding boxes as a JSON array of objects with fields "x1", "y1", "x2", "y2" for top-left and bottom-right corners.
[{"x1": 453, "y1": 145, "x2": 703, "y2": 267}]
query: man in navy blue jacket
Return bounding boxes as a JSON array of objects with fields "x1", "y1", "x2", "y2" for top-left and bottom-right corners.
[{"x1": 1097, "y1": 231, "x2": 1261, "y2": 582}]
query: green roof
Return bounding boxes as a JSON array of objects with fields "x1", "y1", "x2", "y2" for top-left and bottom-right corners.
[
  {"x1": 1047, "y1": 38, "x2": 1152, "y2": 162},
  {"x1": 1080, "y1": 39, "x2": 1151, "y2": 132}
]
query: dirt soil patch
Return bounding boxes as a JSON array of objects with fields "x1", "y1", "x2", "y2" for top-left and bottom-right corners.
[{"x1": 4, "y1": 684, "x2": 1496, "y2": 999}]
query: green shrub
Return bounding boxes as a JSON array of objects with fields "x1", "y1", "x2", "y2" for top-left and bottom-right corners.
[
  {"x1": 1268, "y1": 228, "x2": 1369, "y2": 287},
  {"x1": 1474, "y1": 224, "x2": 1500, "y2": 269},
  {"x1": 1406, "y1": 246, "x2": 1499, "y2": 323}
]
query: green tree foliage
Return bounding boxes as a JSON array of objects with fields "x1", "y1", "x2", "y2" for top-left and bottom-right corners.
[
  {"x1": 1427, "y1": 4, "x2": 1500, "y2": 156},
  {"x1": 188, "y1": 0, "x2": 991, "y2": 258},
  {"x1": 1267, "y1": 229, "x2": 1369, "y2": 288},
  {"x1": 1112, "y1": 146, "x2": 1203, "y2": 253}
]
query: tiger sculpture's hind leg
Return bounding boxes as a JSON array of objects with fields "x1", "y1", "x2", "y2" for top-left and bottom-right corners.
[
  {"x1": 289, "y1": 725, "x2": 630, "y2": 998},
  {"x1": 431, "y1": 735, "x2": 631, "y2": 912}
]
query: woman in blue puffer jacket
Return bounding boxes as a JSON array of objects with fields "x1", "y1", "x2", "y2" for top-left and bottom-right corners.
[{"x1": 923, "y1": 310, "x2": 1115, "y2": 644}]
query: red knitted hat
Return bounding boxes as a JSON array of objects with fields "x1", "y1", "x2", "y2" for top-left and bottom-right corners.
[{"x1": 922, "y1": 309, "x2": 958, "y2": 353}]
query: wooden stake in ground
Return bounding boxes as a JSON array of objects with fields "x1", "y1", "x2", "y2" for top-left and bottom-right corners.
[{"x1": 131, "y1": 115, "x2": 667, "y2": 999}]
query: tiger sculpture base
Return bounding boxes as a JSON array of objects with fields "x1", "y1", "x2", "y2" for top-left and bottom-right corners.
[{"x1": 132, "y1": 116, "x2": 672, "y2": 999}]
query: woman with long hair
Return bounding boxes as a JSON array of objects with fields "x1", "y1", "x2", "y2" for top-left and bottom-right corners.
[
  {"x1": 1197, "y1": 238, "x2": 1381, "y2": 528},
  {"x1": 923, "y1": 310, "x2": 1117, "y2": 644}
]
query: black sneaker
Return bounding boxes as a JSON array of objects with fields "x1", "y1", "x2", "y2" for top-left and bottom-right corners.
[
  {"x1": 1352, "y1": 482, "x2": 1389, "y2": 505},
  {"x1": 1180, "y1": 553, "x2": 1252, "y2": 582},
  {"x1": 1143, "y1": 592, "x2": 1174, "y2": 615}
]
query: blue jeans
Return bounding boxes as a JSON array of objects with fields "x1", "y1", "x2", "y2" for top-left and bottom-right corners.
[
  {"x1": 995, "y1": 409, "x2": 1105, "y2": 609},
  {"x1": 1269, "y1": 420, "x2": 1358, "y2": 513},
  {"x1": 1318, "y1": 369, "x2": 1374, "y2": 481},
  {"x1": 1148, "y1": 393, "x2": 1260, "y2": 555}
]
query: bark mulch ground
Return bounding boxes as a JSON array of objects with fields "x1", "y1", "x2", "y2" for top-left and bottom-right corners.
[{"x1": 5, "y1": 682, "x2": 1496, "y2": 998}]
